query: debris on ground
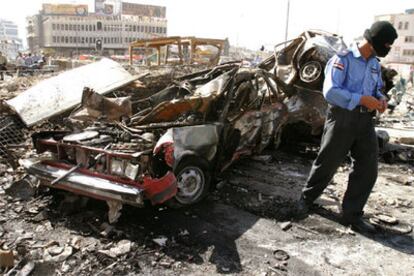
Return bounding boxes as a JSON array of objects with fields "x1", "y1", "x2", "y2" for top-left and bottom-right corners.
[{"x1": 0, "y1": 33, "x2": 413, "y2": 275}]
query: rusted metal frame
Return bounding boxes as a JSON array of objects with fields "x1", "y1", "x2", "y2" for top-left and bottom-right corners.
[
  {"x1": 177, "y1": 39, "x2": 183, "y2": 64},
  {"x1": 165, "y1": 44, "x2": 170, "y2": 64},
  {"x1": 38, "y1": 139, "x2": 136, "y2": 160},
  {"x1": 190, "y1": 41, "x2": 196, "y2": 64},
  {"x1": 156, "y1": 46, "x2": 161, "y2": 66},
  {"x1": 262, "y1": 70, "x2": 281, "y2": 97},
  {"x1": 258, "y1": 77, "x2": 269, "y2": 110},
  {"x1": 129, "y1": 45, "x2": 133, "y2": 65},
  {"x1": 130, "y1": 107, "x2": 152, "y2": 122},
  {"x1": 258, "y1": 73, "x2": 276, "y2": 105},
  {"x1": 215, "y1": 44, "x2": 222, "y2": 65},
  {"x1": 219, "y1": 67, "x2": 240, "y2": 124},
  {"x1": 228, "y1": 96, "x2": 262, "y2": 124}
]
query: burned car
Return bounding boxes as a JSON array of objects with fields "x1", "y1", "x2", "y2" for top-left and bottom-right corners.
[
  {"x1": 259, "y1": 30, "x2": 347, "y2": 94},
  {"x1": 258, "y1": 30, "x2": 347, "y2": 142},
  {"x1": 260, "y1": 30, "x2": 396, "y2": 142},
  {"x1": 21, "y1": 63, "x2": 288, "y2": 213}
]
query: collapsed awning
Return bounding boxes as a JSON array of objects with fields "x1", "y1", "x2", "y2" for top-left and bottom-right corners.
[{"x1": 5, "y1": 58, "x2": 141, "y2": 127}]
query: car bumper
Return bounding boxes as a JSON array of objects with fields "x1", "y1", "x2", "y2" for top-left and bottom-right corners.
[{"x1": 21, "y1": 159, "x2": 144, "y2": 206}]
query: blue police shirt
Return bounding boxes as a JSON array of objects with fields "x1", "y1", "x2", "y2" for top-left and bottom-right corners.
[{"x1": 323, "y1": 43, "x2": 384, "y2": 111}]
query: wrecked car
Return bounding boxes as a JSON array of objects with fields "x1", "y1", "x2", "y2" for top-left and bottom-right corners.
[
  {"x1": 21, "y1": 63, "x2": 288, "y2": 211},
  {"x1": 260, "y1": 30, "x2": 397, "y2": 143},
  {"x1": 258, "y1": 30, "x2": 347, "y2": 141}
]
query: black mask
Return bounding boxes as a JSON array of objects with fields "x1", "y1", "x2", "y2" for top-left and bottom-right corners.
[
  {"x1": 364, "y1": 21, "x2": 398, "y2": 58},
  {"x1": 376, "y1": 47, "x2": 391, "y2": 58}
]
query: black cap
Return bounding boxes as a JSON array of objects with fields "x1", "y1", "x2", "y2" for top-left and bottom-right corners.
[{"x1": 364, "y1": 21, "x2": 398, "y2": 57}]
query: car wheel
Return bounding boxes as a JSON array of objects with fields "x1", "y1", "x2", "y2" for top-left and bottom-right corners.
[
  {"x1": 299, "y1": 61, "x2": 322, "y2": 84},
  {"x1": 166, "y1": 156, "x2": 211, "y2": 208}
]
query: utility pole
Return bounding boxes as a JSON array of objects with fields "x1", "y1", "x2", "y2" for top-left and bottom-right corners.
[{"x1": 284, "y1": 0, "x2": 290, "y2": 42}]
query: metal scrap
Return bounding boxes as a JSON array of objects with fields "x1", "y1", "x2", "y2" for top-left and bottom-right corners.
[{"x1": 5, "y1": 58, "x2": 143, "y2": 126}]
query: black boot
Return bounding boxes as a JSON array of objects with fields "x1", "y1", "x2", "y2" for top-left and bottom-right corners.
[{"x1": 346, "y1": 217, "x2": 376, "y2": 233}]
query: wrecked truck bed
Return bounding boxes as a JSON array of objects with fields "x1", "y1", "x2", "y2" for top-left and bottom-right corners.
[{"x1": 23, "y1": 63, "x2": 288, "y2": 209}]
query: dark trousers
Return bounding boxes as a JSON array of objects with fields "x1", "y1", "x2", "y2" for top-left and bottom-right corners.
[
  {"x1": 303, "y1": 105, "x2": 378, "y2": 222},
  {"x1": 0, "y1": 65, "x2": 6, "y2": 80}
]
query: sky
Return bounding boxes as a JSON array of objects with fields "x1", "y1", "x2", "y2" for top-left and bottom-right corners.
[{"x1": 0, "y1": 0, "x2": 412, "y2": 50}]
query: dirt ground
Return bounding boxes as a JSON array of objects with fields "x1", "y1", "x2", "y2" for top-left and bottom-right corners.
[{"x1": 1, "y1": 146, "x2": 413, "y2": 276}]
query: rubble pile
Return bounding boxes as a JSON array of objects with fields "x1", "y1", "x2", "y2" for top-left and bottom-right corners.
[
  {"x1": 0, "y1": 31, "x2": 413, "y2": 275},
  {"x1": 0, "y1": 74, "x2": 55, "y2": 103}
]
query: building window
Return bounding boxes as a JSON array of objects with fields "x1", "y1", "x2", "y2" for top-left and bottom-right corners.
[
  {"x1": 81, "y1": 37, "x2": 85, "y2": 44},
  {"x1": 405, "y1": 22, "x2": 409, "y2": 30},
  {"x1": 53, "y1": 36, "x2": 56, "y2": 43},
  {"x1": 97, "y1": 22, "x2": 102, "y2": 31},
  {"x1": 405, "y1": 36, "x2": 413, "y2": 43},
  {"x1": 52, "y1": 23, "x2": 56, "y2": 30},
  {"x1": 403, "y1": 49, "x2": 414, "y2": 56},
  {"x1": 86, "y1": 25, "x2": 88, "y2": 31},
  {"x1": 81, "y1": 25, "x2": 85, "y2": 31},
  {"x1": 69, "y1": 24, "x2": 73, "y2": 31},
  {"x1": 65, "y1": 24, "x2": 68, "y2": 31}
]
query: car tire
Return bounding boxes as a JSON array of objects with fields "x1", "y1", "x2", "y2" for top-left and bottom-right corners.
[
  {"x1": 299, "y1": 61, "x2": 323, "y2": 85},
  {"x1": 166, "y1": 156, "x2": 211, "y2": 208}
]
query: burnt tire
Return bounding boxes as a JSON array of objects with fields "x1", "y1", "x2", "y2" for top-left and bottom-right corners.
[
  {"x1": 166, "y1": 156, "x2": 211, "y2": 208},
  {"x1": 299, "y1": 61, "x2": 322, "y2": 85}
]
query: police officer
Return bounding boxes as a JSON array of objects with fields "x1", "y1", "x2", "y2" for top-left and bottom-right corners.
[
  {"x1": 299, "y1": 21, "x2": 398, "y2": 233},
  {"x1": 0, "y1": 51, "x2": 7, "y2": 81}
]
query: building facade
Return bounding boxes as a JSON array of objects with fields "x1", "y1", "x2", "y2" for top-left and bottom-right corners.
[
  {"x1": 375, "y1": 9, "x2": 414, "y2": 64},
  {"x1": 27, "y1": 1, "x2": 167, "y2": 57},
  {"x1": 0, "y1": 19, "x2": 22, "y2": 59}
]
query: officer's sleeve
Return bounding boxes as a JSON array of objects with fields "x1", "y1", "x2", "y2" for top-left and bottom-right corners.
[
  {"x1": 323, "y1": 55, "x2": 361, "y2": 110},
  {"x1": 374, "y1": 64, "x2": 386, "y2": 100}
]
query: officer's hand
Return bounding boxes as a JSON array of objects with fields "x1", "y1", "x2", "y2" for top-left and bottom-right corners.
[
  {"x1": 360, "y1": 96, "x2": 382, "y2": 110},
  {"x1": 378, "y1": 98, "x2": 388, "y2": 113}
]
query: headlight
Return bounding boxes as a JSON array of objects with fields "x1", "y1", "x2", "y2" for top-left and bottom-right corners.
[
  {"x1": 110, "y1": 159, "x2": 124, "y2": 176},
  {"x1": 110, "y1": 159, "x2": 139, "y2": 180},
  {"x1": 125, "y1": 163, "x2": 140, "y2": 180}
]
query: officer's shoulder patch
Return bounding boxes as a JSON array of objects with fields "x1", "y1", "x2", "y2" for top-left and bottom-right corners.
[{"x1": 333, "y1": 62, "x2": 345, "y2": 71}]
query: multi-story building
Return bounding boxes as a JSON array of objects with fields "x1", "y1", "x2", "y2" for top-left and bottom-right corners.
[
  {"x1": 26, "y1": 1, "x2": 167, "y2": 57},
  {"x1": 375, "y1": 9, "x2": 414, "y2": 65},
  {"x1": 0, "y1": 19, "x2": 22, "y2": 59}
]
